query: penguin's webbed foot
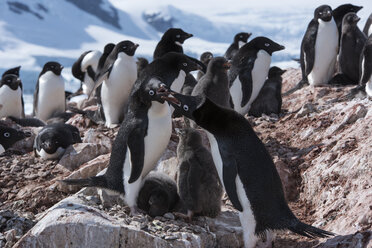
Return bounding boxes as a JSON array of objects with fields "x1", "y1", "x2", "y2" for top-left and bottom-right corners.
[
  {"x1": 283, "y1": 79, "x2": 309, "y2": 96},
  {"x1": 174, "y1": 211, "x2": 193, "y2": 223}
]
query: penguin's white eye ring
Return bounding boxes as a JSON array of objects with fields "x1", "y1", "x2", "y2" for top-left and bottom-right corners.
[
  {"x1": 176, "y1": 34, "x2": 181, "y2": 38},
  {"x1": 240, "y1": 36, "x2": 243, "y2": 38},
  {"x1": 148, "y1": 90, "x2": 155, "y2": 96},
  {"x1": 183, "y1": 63, "x2": 187, "y2": 67},
  {"x1": 264, "y1": 43, "x2": 270, "y2": 47},
  {"x1": 183, "y1": 105, "x2": 189, "y2": 111},
  {"x1": 4, "y1": 132, "x2": 10, "y2": 138},
  {"x1": 123, "y1": 46, "x2": 127, "y2": 49}
]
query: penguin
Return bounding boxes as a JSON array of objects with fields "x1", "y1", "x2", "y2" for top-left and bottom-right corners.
[
  {"x1": 229, "y1": 37, "x2": 285, "y2": 115},
  {"x1": 1, "y1": 66, "x2": 21, "y2": 78},
  {"x1": 34, "y1": 123, "x2": 81, "y2": 160},
  {"x1": 96, "y1": 43, "x2": 116, "y2": 78},
  {"x1": 249, "y1": 66, "x2": 285, "y2": 117},
  {"x1": 0, "y1": 74, "x2": 24, "y2": 119},
  {"x1": 196, "y1": 52, "x2": 213, "y2": 81},
  {"x1": 363, "y1": 13, "x2": 372, "y2": 37},
  {"x1": 224, "y1": 32, "x2": 252, "y2": 60},
  {"x1": 157, "y1": 88, "x2": 334, "y2": 248},
  {"x1": 331, "y1": 12, "x2": 367, "y2": 85},
  {"x1": 153, "y1": 28, "x2": 193, "y2": 59},
  {"x1": 136, "y1": 57, "x2": 149, "y2": 78},
  {"x1": 71, "y1": 50, "x2": 102, "y2": 95},
  {"x1": 62, "y1": 52, "x2": 202, "y2": 214},
  {"x1": 33, "y1": 61, "x2": 65, "y2": 122},
  {"x1": 176, "y1": 128, "x2": 222, "y2": 221},
  {"x1": 359, "y1": 34, "x2": 372, "y2": 97},
  {"x1": 137, "y1": 171, "x2": 179, "y2": 217},
  {"x1": 0, "y1": 125, "x2": 30, "y2": 154},
  {"x1": 332, "y1": 4, "x2": 363, "y2": 44},
  {"x1": 91, "y1": 40, "x2": 139, "y2": 127},
  {"x1": 8, "y1": 116, "x2": 46, "y2": 127},
  {"x1": 192, "y1": 57, "x2": 231, "y2": 108}
]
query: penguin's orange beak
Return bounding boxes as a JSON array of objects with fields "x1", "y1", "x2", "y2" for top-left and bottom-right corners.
[{"x1": 223, "y1": 62, "x2": 231, "y2": 70}]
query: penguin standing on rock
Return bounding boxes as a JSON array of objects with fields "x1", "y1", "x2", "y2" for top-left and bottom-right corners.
[
  {"x1": 224, "y1": 32, "x2": 252, "y2": 60},
  {"x1": 33, "y1": 62, "x2": 65, "y2": 122},
  {"x1": 176, "y1": 128, "x2": 222, "y2": 221},
  {"x1": 0, "y1": 74, "x2": 24, "y2": 119},
  {"x1": 62, "y1": 53, "x2": 202, "y2": 214},
  {"x1": 229, "y1": 37, "x2": 284, "y2": 115},
  {"x1": 157, "y1": 88, "x2": 334, "y2": 248}
]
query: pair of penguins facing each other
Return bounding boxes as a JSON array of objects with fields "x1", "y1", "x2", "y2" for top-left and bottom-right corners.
[
  {"x1": 287, "y1": 4, "x2": 372, "y2": 99},
  {"x1": 63, "y1": 32, "x2": 334, "y2": 248}
]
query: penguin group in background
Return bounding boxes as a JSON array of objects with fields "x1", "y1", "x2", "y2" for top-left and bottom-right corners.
[
  {"x1": 249, "y1": 66, "x2": 285, "y2": 117},
  {"x1": 360, "y1": 34, "x2": 372, "y2": 97},
  {"x1": 229, "y1": 37, "x2": 285, "y2": 115},
  {"x1": 137, "y1": 171, "x2": 179, "y2": 217},
  {"x1": 62, "y1": 52, "x2": 202, "y2": 214},
  {"x1": 92, "y1": 40, "x2": 139, "y2": 127},
  {"x1": 176, "y1": 128, "x2": 222, "y2": 221},
  {"x1": 33, "y1": 61, "x2": 65, "y2": 122},
  {"x1": 196, "y1": 52, "x2": 213, "y2": 80},
  {"x1": 224, "y1": 32, "x2": 252, "y2": 60},
  {"x1": 0, "y1": 74, "x2": 24, "y2": 119},
  {"x1": 34, "y1": 123, "x2": 81, "y2": 160},
  {"x1": 363, "y1": 13, "x2": 372, "y2": 37},
  {"x1": 157, "y1": 87, "x2": 334, "y2": 248},
  {"x1": 0, "y1": 125, "x2": 30, "y2": 154}
]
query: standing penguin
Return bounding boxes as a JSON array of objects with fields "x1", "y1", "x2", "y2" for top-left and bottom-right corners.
[
  {"x1": 331, "y1": 12, "x2": 367, "y2": 85},
  {"x1": 176, "y1": 128, "x2": 222, "y2": 221},
  {"x1": 359, "y1": 34, "x2": 372, "y2": 97},
  {"x1": 363, "y1": 13, "x2": 372, "y2": 37},
  {"x1": 332, "y1": 4, "x2": 363, "y2": 43},
  {"x1": 0, "y1": 74, "x2": 24, "y2": 119},
  {"x1": 71, "y1": 50, "x2": 102, "y2": 95},
  {"x1": 229, "y1": 37, "x2": 284, "y2": 115},
  {"x1": 224, "y1": 32, "x2": 252, "y2": 60},
  {"x1": 158, "y1": 89, "x2": 334, "y2": 248},
  {"x1": 196, "y1": 52, "x2": 213, "y2": 81},
  {"x1": 153, "y1": 28, "x2": 193, "y2": 59},
  {"x1": 0, "y1": 125, "x2": 30, "y2": 154},
  {"x1": 249, "y1": 66, "x2": 285, "y2": 117},
  {"x1": 33, "y1": 61, "x2": 65, "y2": 122},
  {"x1": 92, "y1": 40, "x2": 139, "y2": 127},
  {"x1": 62, "y1": 53, "x2": 202, "y2": 214}
]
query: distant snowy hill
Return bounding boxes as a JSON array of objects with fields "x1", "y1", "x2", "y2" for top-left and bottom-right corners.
[{"x1": 0, "y1": 0, "x2": 371, "y2": 114}]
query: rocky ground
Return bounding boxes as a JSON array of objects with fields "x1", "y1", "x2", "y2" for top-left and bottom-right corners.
[{"x1": 0, "y1": 68, "x2": 371, "y2": 247}]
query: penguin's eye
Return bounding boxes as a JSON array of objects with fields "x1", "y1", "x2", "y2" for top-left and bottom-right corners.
[
  {"x1": 176, "y1": 34, "x2": 181, "y2": 38},
  {"x1": 183, "y1": 105, "x2": 189, "y2": 111},
  {"x1": 148, "y1": 90, "x2": 155, "y2": 96},
  {"x1": 240, "y1": 36, "x2": 243, "y2": 38},
  {"x1": 7, "y1": 79, "x2": 11, "y2": 83},
  {"x1": 183, "y1": 63, "x2": 187, "y2": 67},
  {"x1": 123, "y1": 46, "x2": 127, "y2": 49},
  {"x1": 4, "y1": 132, "x2": 10, "y2": 138},
  {"x1": 264, "y1": 43, "x2": 270, "y2": 47},
  {"x1": 50, "y1": 66, "x2": 54, "y2": 69}
]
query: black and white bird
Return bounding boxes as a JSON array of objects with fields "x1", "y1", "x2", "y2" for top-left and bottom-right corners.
[
  {"x1": 0, "y1": 125, "x2": 30, "y2": 155},
  {"x1": 224, "y1": 32, "x2": 252, "y2": 60},
  {"x1": 0, "y1": 74, "x2": 24, "y2": 119},
  {"x1": 153, "y1": 28, "x2": 193, "y2": 59}
]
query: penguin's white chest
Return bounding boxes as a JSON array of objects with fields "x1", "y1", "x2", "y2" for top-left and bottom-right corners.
[
  {"x1": 101, "y1": 53, "x2": 137, "y2": 126},
  {"x1": 81, "y1": 50, "x2": 102, "y2": 95},
  {"x1": 368, "y1": 25, "x2": 372, "y2": 37},
  {"x1": 82, "y1": 73, "x2": 95, "y2": 95},
  {"x1": 37, "y1": 147, "x2": 66, "y2": 160},
  {"x1": 230, "y1": 50, "x2": 271, "y2": 115},
  {"x1": 0, "y1": 85, "x2": 22, "y2": 118},
  {"x1": 361, "y1": 57, "x2": 372, "y2": 97},
  {"x1": 36, "y1": 72, "x2": 65, "y2": 121},
  {"x1": 0, "y1": 144, "x2": 5, "y2": 154},
  {"x1": 170, "y1": 70, "x2": 186, "y2": 92},
  {"x1": 308, "y1": 18, "x2": 338, "y2": 85},
  {"x1": 238, "y1": 41, "x2": 246, "y2": 49}
]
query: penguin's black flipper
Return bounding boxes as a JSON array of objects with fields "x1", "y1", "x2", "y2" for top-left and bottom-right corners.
[
  {"x1": 282, "y1": 79, "x2": 309, "y2": 96},
  {"x1": 127, "y1": 127, "x2": 146, "y2": 184},
  {"x1": 8, "y1": 116, "x2": 46, "y2": 127},
  {"x1": 288, "y1": 219, "x2": 335, "y2": 238},
  {"x1": 186, "y1": 157, "x2": 202, "y2": 210},
  {"x1": 301, "y1": 20, "x2": 318, "y2": 77},
  {"x1": 239, "y1": 65, "x2": 253, "y2": 108},
  {"x1": 61, "y1": 175, "x2": 108, "y2": 188}
]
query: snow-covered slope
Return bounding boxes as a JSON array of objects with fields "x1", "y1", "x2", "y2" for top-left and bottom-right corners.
[{"x1": 0, "y1": 0, "x2": 371, "y2": 114}]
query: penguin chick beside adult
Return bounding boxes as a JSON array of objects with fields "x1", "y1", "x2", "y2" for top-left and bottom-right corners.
[
  {"x1": 224, "y1": 32, "x2": 252, "y2": 60},
  {"x1": 176, "y1": 128, "x2": 222, "y2": 221},
  {"x1": 0, "y1": 74, "x2": 24, "y2": 119},
  {"x1": 137, "y1": 171, "x2": 179, "y2": 217},
  {"x1": 158, "y1": 89, "x2": 334, "y2": 248},
  {"x1": 332, "y1": 4, "x2": 363, "y2": 44},
  {"x1": 34, "y1": 123, "x2": 81, "y2": 160},
  {"x1": 196, "y1": 52, "x2": 213, "y2": 81},
  {"x1": 229, "y1": 36, "x2": 285, "y2": 115},
  {"x1": 33, "y1": 61, "x2": 65, "y2": 122},
  {"x1": 249, "y1": 66, "x2": 285, "y2": 117},
  {"x1": 92, "y1": 40, "x2": 139, "y2": 127},
  {"x1": 153, "y1": 28, "x2": 193, "y2": 59},
  {"x1": 0, "y1": 125, "x2": 30, "y2": 154}
]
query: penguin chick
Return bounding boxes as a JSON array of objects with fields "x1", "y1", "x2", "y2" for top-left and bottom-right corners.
[{"x1": 196, "y1": 52, "x2": 213, "y2": 81}]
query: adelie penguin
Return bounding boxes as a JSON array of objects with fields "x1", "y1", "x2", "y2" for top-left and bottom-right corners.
[
  {"x1": 0, "y1": 74, "x2": 24, "y2": 119},
  {"x1": 34, "y1": 123, "x2": 81, "y2": 160},
  {"x1": 33, "y1": 61, "x2": 65, "y2": 122},
  {"x1": 363, "y1": 13, "x2": 372, "y2": 37},
  {"x1": 224, "y1": 32, "x2": 252, "y2": 60},
  {"x1": 176, "y1": 128, "x2": 222, "y2": 221},
  {"x1": 91, "y1": 40, "x2": 139, "y2": 127},
  {"x1": 196, "y1": 52, "x2": 213, "y2": 81},
  {"x1": 0, "y1": 125, "x2": 30, "y2": 155},
  {"x1": 229, "y1": 36, "x2": 284, "y2": 115},
  {"x1": 153, "y1": 28, "x2": 193, "y2": 59},
  {"x1": 62, "y1": 52, "x2": 202, "y2": 214},
  {"x1": 249, "y1": 66, "x2": 285, "y2": 117},
  {"x1": 157, "y1": 88, "x2": 334, "y2": 248},
  {"x1": 332, "y1": 4, "x2": 363, "y2": 45}
]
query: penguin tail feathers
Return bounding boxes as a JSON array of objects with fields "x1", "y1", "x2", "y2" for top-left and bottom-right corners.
[
  {"x1": 60, "y1": 176, "x2": 107, "y2": 188},
  {"x1": 288, "y1": 220, "x2": 335, "y2": 239},
  {"x1": 283, "y1": 79, "x2": 309, "y2": 96}
]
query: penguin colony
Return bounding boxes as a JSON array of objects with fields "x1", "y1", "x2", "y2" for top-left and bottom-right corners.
[{"x1": 1, "y1": 4, "x2": 372, "y2": 248}]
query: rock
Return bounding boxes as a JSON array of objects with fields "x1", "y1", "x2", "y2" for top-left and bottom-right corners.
[
  {"x1": 156, "y1": 157, "x2": 178, "y2": 181},
  {"x1": 314, "y1": 231, "x2": 371, "y2": 248},
  {"x1": 163, "y1": 213, "x2": 175, "y2": 220},
  {"x1": 295, "y1": 103, "x2": 317, "y2": 118},
  {"x1": 4, "y1": 229, "x2": 16, "y2": 242},
  {"x1": 82, "y1": 129, "x2": 112, "y2": 150},
  {"x1": 58, "y1": 143, "x2": 110, "y2": 171}
]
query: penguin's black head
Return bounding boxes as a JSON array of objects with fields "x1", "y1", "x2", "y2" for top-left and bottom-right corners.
[
  {"x1": 103, "y1": 43, "x2": 115, "y2": 54},
  {"x1": 200, "y1": 51, "x2": 213, "y2": 66},
  {"x1": 41, "y1": 61, "x2": 63, "y2": 76},
  {"x1": 148, "y1": 190, "x2": 169, "y2": 217},
  {"x1": 162, "y1": 28, "x2": 193, "y2": 46},
  {"x1": 234, "y1": 32, "x2": 252, "y2": 43},
  {"x1": 2, "y1": 66, "x2": 21, "y2": 78},
  {"x1": 342, "y1": 12, "x2": 361, "y2": 27},
  {"x1": 332, "y1": 4, "x2": 362, "y2": 19},
  {"x1": 248, "y1": 37, "x2": 285, "y2": 56},
  {"x1": 0, "y1": 126, "x2": 29, "y2": 150},
  {"x1": 0, "y1": 74, "x2": 22, "y2": 91},
  {"x1": 72, "y1": 51, "x2": 91, "y2": 82},
  {"x1": 268, "y1": 66, "x2": 286, "y2": 78},
  {"x1": 176, "y1": 127, "x2": 203, "y2": 147},
  {"x1": 141, "y1": 78, "x2": 168, "y2": 104},
  {"x1": 314, "y1": 5, "x2": 332, "y2": 22},
  {"x1": 207, "y1": 57, "x2": 231, "y2": 73},
  {"x1": 37, "y1": 130, "x2": 63, "y2": 154},
  {"x1": 115, "y1": 40, "x2": 139, "y2": 57}
]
